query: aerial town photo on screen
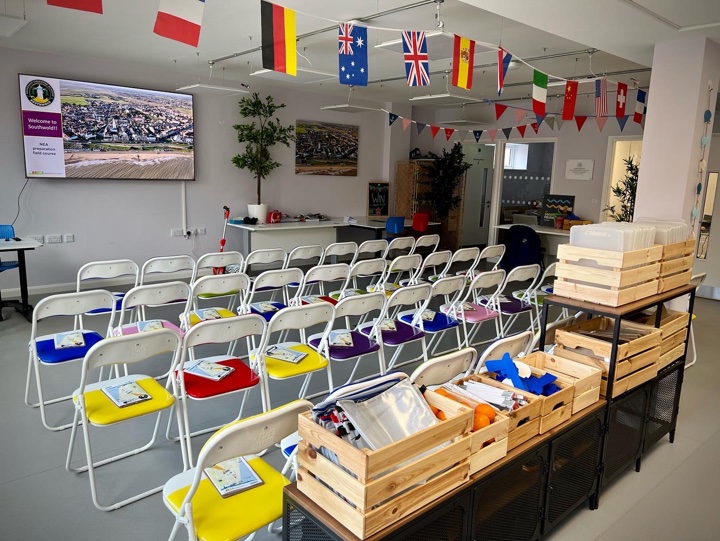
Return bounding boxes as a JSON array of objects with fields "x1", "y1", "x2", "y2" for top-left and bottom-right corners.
[{"x1": 60, "y1": 79, "x2": 194, "y2": 180}]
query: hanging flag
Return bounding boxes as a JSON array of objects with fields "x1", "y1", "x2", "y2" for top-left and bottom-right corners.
[
  {"x1": 261, "y1": 1, "x2": 296, "y2": 75},
  {"x1": 596, "y1": 116, "x2": 608, "y2": 132},
  {"x1": 530, "y1": 122, "x2": 540, "y2": 134},
  {"x1": 595, "y1": 78, "x2": 608, "y2": 118},
  {"x1": 562, "y1": 81, "x2": 578, "y2": 120},
  {"x1": 451, "y1": 35, "x2": 475, "y2": 90},
  {"x1": 634, "y1": 89, "x2": 647, "y2": 124},
  {"x1": 338, "y1": 23, "x2": 368, "y2": 86},
  {"x1": 617, "y1": 115, "x2": 629, "y2": 132},
  {"x1": 497, "y1": 48, "x2": 512, "y2": 96},
  {"x1": 473, "y1": 130, "x2": 483, "y2": 142},
  {"x1": 388, "y1": 113, "x2": 399, "y2": 126},
  {"x1": 514, "y1": 108, "x2": 526, "y2": 124},
  {"x1": 488, "y1": 129, "x2": 497, "y2": 142},
  {"x1": 402, "y1": 118, "x2": 412, "y2": 131},
  {"x1": 153, "y1": 0, "x2": 206, "y2": 46},
  {"x1": 575, "y1": 116, "x2": 587, "y2": 131},
  {"x1": 444, "y1": 128, "x2": 455, "y2": 141},
  {"x1": 495, "y1": 103, "x2": 508, "y2": 120},
  {"x1": 516, "y1": 125, "x2": 527, "y2": 138},
  {"x1": 430, "y1": 125, "x2": 441, "y2": 139},
  {"x1": 402, "y1": 31, "x2": 430, "y2": 87},
  {"x1": 458, "y1": 130, "x2": 469, "y2": 142},
  {"x1": 416, "y1": 122, "x2": 426, "y2": 135},
  {"x1": 616, "y1": 82, "x2": 627, "y2": 118},
  {"x1": 556, "y1": 118, "x2": 565, "y2": 130},
  {"x1": 536, "y1": 115, "x2": 545, "y2": 127},
  {"x1": 545, "y1": 117, "x2": 556, "y2": 130},
  {"x1": 532, "y1": 70, "x2": 548, "y2": 117},
  {"x1": 47, "y1": 0, "x2": 103, "y2": 13},
  {"x1": 501, "y1": 127, "x2": 513, "y2": 140}
]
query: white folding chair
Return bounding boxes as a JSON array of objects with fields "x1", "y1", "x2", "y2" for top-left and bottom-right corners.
[
  {"x1": 293, "y1": 264, "x2": 350, "y2": 306},
  {"x1": 65, "y1": 329, "x2": 186, "y2": 511},
  {"x1": 496, "y1": 264, "x2": 541, "y2": 336},
  {"x1": 25, "y1": 290, "x2": 116, "y2": 431},
  {"x1": 329, "y1": 258, "x2": 386, "y2": 301},
  {"x1": 442, "y1": 269, "x2": 505, "y2": 348},
  {"x1": 113, "y1": 281, "x2": 190, "y2": 338},
  {"x1": 163, "y1": 400, "x2": 312, "y2": 541},
  {"x1": 512, "y1": 262, "x2": 567, "y2": 330},
  {"x1": 472, "y1": 331, "x2": 534, "y2": 375},
  {"x1": 181, "y1": 273, "x2": 250, "y2": 331},
  {"x1": 431, "y1": 247, "x2": 480, "y2": 282},
  {"x1": 412, "y1": 234, "x2": 440, "y2": 255},
  {"x1": 385, "y1": 236, "x2": 415, "y2": 259},
  {"x1": 192, "y1": 251, "x2": 245, "y2": 311},
  {"x1": 256, "y1": 302, "x2": 334, "y2": 410},
  {"x1": 351, "y1": 239, "x2": 388, "y2": 264},
  {"x1": 402, "y1": 250, "x2": 452, "y2": 286},
  {"x1": 322, "y1": 241, "x2": 358, "y2": 264},
  {"x1": 76, "y1": 259, "x2": 138, "y2": 327},
  {"x1": 369, "y1": 254, "x2": 422, "y2": 295},
  {"x1": 284, "y1": 245, "x2": 325, "y2": 294},
  {"x1": 243, "y1": 268, "x2": 304, "y2": 321},
  {"x1": 410, "y1": 348, "x2": 477, "y2": 387},
  {"x1": 359, "y1": 283, "x2": 431, "y2": 371},
  {"x1": 310, "y1": 291, "x2": 387, "y2": 385},
  {"x1": 686, "y1": 272, "x2": 707, "y2": 369},
  {"x1": 478, "y1": 244, "x2": 505, "y2": 271},
  {"x1": 170, "y1": 314, "x2": 266, "y2": 464},
  {"x1": 140, "y1": 255, "x2": 195, "y2": 285},
  {"x1": 242, "y1": 248, "x2": 287, "y2": 274}
]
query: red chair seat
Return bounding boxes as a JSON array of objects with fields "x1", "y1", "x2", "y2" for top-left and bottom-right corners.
[{"x1": 181, "y1": 356, "x2": 260, "y2": 400}]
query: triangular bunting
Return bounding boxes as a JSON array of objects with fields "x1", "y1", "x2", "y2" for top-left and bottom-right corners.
[
  {"x1": 595, "y1": 116, "x2": 608, "y2": 132},
  {"x1": 530, "y1": 122, "x2": 540, "y2": 134},
  {"x1": 488, "y1": 129, "x2": 497, "y2": 142},
  {"x1": 545, "y1": 117, "x2": 556, "y2": 130},
  {"x1": 473, "y1": 130, "x2": 483, "y2": 143},
  {"x1": 535, "y1": 115, "x2": 545, "y2": 127},
  {"x1": 430, "y1": 125, "x2": 441, "y2": 139},
  {"x1": 555, "y1": 118, "x2": 565, "y2": 130},
  {"x1": 495, "y1": 103, "x2": 508, "y2": 120},
  {"x1": 616, "y1": 115, "x2": 629, "y2": 132},
  {"x1": 458, "y1": 130, "x2": 469, "y2": 142},
  {"x1": 444, "y1": 128, "x2": 455, "y2": 141},
  {"x1": 416, "y1": 122, "x2": 426, "y2": 135},
  {"x1": 501, "y1": 127, "x2": 513, "y2": 140},
  {"x1": 514, "y1": 108, "x2": 526, "y2": 124},
  {"x1": 388, "y1": 112, "x2": 399, "y2": 126},
  {"x1": 402, "y1": 117, "x2": 412, "y2": 131},
  {"x1": 516, "y1": 125, "x2": 527, "y2": 138},
  {"x1": 575, "y1": 116, "x2": 587, "y2": 131}
]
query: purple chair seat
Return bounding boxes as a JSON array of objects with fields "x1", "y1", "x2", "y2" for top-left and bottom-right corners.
[
  {"x1": 309, "y1": 331, "x2": 379, "y2": 360},
  {"x1": 499, "y1": 297, "x2": 532, "y2": 314},
  {"x1": 360, "y1": 320, "x2": 424, "y2": 346}
]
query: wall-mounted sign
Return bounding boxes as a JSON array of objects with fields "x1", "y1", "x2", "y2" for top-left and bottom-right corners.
[{"x1": 565, "y1": 159, "x2": 594, "y2": 181}]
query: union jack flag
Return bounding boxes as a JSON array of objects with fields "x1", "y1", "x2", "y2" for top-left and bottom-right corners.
[
  {"x1": 338, "y1": 22, "x2": 354, "y2": 55},
  {"x1": 402, "y1": 31, "x2": 430, "y2": 87}
]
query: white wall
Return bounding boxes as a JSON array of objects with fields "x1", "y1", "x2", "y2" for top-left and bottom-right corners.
[{"x1": 0, "y1": 47, "x2": 394, "y2": 293}]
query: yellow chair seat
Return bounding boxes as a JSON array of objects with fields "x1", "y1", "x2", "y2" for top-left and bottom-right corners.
[
  {"x1": 184, "y1": 308, "x2": 237, "y2": 327},
  {"x1": 166, "y1": 457, "x2": 289, "y2": 541},
  {"x1": 264, "y1": 343, "x2": 328, "y2": 379},
  {"x1": 74, "y1": 376, "x2": 174, "y2": 426}
]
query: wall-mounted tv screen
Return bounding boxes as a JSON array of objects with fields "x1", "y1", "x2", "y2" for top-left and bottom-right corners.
[{"x1": 19, "y1": 74, "x2": 195, "y2": 180}]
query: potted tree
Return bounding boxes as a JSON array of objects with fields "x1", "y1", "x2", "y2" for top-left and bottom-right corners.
[
  {"x1": 603, "y1": 156, "x2": 639, "y2": 222},
  {"x1": 427, "y1": 142, "x2": 471, "y2": 247},
  {"x1": 232, "y1": 93, "x2": 295, "y2": 223}
]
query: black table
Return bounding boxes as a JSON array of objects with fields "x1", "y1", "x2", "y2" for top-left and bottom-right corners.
[{"x1": 0, "y1": 238, "x2": 42, "y2": 322}]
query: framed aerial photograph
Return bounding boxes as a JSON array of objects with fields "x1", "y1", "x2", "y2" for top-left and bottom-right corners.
[{"x1": 295, "y1": 120, "x2": 358, "y2": 176}]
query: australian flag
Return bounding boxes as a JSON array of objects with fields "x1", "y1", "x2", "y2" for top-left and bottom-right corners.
[{"x1": 339, "y1": 23, "x2": 368, "y2": 86}]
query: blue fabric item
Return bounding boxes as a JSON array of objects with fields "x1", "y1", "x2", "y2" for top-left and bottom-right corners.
[
  {"x1": 525, "y1": 372, "x2": 557, "y2": 395},
  {"x1": 399, "y1": 312, "x2": 458, "y2": 333},
  {"x1": 486, "y1": 352, "x2": 527, "y2": 391},
  {"x1": 385, "y1": 216, "x2": 405, "y2": 235},
  {"x1": 35, "y1": 331, "x2": 103, "y2": 364}
]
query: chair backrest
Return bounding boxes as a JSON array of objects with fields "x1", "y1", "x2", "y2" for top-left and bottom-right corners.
[
  {"x1": 430, "y1": 275, "x2": 466, "y2": 298},
  {"x1": 190, "y1": 273, "x2": 250, "y2": 301},
  {"x1": 285, "y1": 245, "x2": 324, "y2": 268},
  {"x1": 354, "y1": 239, "x2": 388, "y2": 263},
  {"x1": 385, "y1": 282, "x2": 432, "y2": 310},
  {"x1": 248, "y1": 268, "x2": 304, "y2": 297},
  {"x1": 414, "y1": 250, "x2": 451, "y2": 281},
  {"x1": 386, "y1": 236, "x2": 415, "y2": 257},
  {"x1": 323, "y1": 242, "x2": 358, "y2": 261},
  {"x1": 242, "y1": 248, "x2": 287, "y2": 272},
  {"x1": 348, "y1": 258, "x2": 386, "y2": 280},
  {"x1": 265, "y1": 301, "x2": 334, "y2": 334},
  {"x1": 386, "y1": 216, "x2": 406, "y2": 235},
  {"x1": 193, "y1": 251, "x2": 243, "y2": 281},
  {"x1": 529, "y1": 262, "x2": 557, "y2": 294},
  {"x1": 474, "y1": 331, "x2": 533, "y2": 374},
  {"x1": 33, "y1": 290, "x2": 116, "y2": 326},
  {"x1": 410, "y1": 348, "x2": 477, "y2": 387},
  {"x1": 334, "y1": 291, "x2": 386, "y2": 319},
  {"x1": 76, "y1": 259, "x2": 139, "y2": 291},
  {"x1": 691, "y1": 273, "x2": 707, "y2": 287},
  {"x1": 387, "y1": 254, "x2": 422, "y2": 274},
  {"x1": 503, "y1": 264, "x2": 541, "y2": 288},
  {"x1": 451, "y1": 247, "x2": 481, "y2": 265},
  {"x1": 0, "y1": 224, "x2": 15, "y2": 239},
  {"x1": 478, "y1": 244, "x2": 505, "y2": 270},
  {"x1": 182, "y1": 313, "x2": 266, "y2": 350},
  {"x1": 414, "y1": 234, "x2": 440, "y2": 252},
  {"x1": 500, "y1": 225, "x2": 543, "y2": 272},
  {"x1": 295, "y1": 264, "x2": 350, "y2": 302},
  {"x1": 468, "y1": 269, "x2": 506, "y2": 294},
  {"x1": 140, "y1": 255, "x2": 195, "y2": 285},
  {"x1": 117, "y1": 281, "x2": 191, "y2": 327},
  {"x1": 412, "y1": 213, "x2": 429, "y2": 233}
]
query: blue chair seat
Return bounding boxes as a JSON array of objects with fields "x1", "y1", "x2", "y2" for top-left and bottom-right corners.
[
  {"x1": 87, "y1": 292, "x2": 124, "y2": 314},
  {"x1": 309, "y1": 331, "x2": 379, "y2": 360},
  {"x1": 249, "y1": 302, "x2": 286, "y2": 321},
  {"x1": 35, "y1": 330, "x2": 104, "y2": 364},
  {"x1": 400, "y1": 312, "x2": 458, "y2": 333},
  {"x1": 0, "y1": 260, "x2": 19, "y2": 270}
]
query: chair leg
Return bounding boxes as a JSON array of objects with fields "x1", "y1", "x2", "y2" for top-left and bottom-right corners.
[
  {"x1": 33, "y1": 358, "x2": 75, "y2": 431},
  {"x1": 685, "y1": 323, "x2": 697, "y2": 369}
]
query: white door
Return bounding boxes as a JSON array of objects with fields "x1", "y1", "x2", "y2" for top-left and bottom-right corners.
[{"x1": 462, "y1": 144, "x2": 495, "y2": 246}]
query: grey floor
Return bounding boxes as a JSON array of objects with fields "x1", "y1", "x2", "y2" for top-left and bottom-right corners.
[{"x1": 0, "y1": 291, "x2": 718, "y2": 540}]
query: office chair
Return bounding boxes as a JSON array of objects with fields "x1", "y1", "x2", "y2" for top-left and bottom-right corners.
[{"x1": 0, "y1": 224, "x2": 20, "y2": 321}]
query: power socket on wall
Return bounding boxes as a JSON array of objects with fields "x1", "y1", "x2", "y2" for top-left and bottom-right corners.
[
  {"x1": 29, "y1": 235, "x2": 44, "y2": 244},
  {"x1": 45, "y1": 234, "x2": 63, "y2": 244}
]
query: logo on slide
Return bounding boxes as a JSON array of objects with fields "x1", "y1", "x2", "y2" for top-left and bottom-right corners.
[{"x1": 25, "y1": 80, "x2": 55, "y2": 107}]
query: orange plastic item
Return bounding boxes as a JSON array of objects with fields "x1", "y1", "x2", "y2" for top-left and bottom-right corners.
[
  {"x1": 436, "y1": 410, "x2": 447, "y2": 421},
  {"x1": 473, "y1": 412, "x2": 491, "y2": 432},
  {"x1": 474, "y1": 403, "x2": 496, "y2": 423}
]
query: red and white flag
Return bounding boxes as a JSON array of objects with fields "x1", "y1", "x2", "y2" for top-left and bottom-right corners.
[
  {"x1": 154, "y1": 0, "x2": 206, "y2": 47},
  {"x1": 595, "y1": 78, "x2": 607, "y2": 118},
  {"x1": 616, "y1": 82, "x2": 628, "y2": 118},
  {"x1": 47, "y1": 0, "x2": 102, "y2": 13}
]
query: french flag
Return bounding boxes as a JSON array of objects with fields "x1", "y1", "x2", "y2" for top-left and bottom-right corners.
[
  {"x1": 47, "y1": 1, "x2": 103, "y2": 13},
  {"x1": 497, "y1": 48, "x2": 512, "y2": 96},
  {"x1": 154, "y1": 0, "x2": 206, "y2": 47}
]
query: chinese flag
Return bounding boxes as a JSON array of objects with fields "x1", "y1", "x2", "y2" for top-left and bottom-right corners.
[
  {"x1": 47, "y1": 0, "x2": 103, "y2": 13},
  {"x1": 562, "y1": 81, "x2": 578, "y2": 121}
]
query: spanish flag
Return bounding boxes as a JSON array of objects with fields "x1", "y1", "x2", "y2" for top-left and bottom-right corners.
[
  {"x1": 451, "y1": 35, "x2": 475, "y2": 90},
  {"x1": 261, "y1": 1, "x2": 296, "y2": 76}
]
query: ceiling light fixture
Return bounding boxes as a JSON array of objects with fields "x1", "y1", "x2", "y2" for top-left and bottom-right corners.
[{"x1": 175, "y1": 83, "x2": 250, "y2": 94}]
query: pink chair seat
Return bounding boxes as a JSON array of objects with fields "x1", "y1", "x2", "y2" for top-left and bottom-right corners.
[{"x1": 441, "y1": 303, "x2": 499, "y2": 323}]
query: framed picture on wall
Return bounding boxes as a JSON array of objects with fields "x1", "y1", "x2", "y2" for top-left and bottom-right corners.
[
  {"x1": 295, "y1": 120, "x2": 359, "y2": 176},
  {"x1": 367, "y1": 182, "x2": 389, "y2": 217}
]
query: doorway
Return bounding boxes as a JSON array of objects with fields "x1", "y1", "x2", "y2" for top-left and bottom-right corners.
[
  {"x1": 462, "y1": 143, "x2": 495, "y2": 247},
  {"x1": 602, "y1": 137, "x2": 642, "y2": 222}
]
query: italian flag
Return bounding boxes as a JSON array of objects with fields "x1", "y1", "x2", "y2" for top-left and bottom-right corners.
[{"x1": 532, "y1": 70, "x2": 548, "y2": 117}]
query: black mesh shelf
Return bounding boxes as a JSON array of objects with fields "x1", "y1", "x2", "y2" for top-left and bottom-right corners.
[
  {"x1": 284, "y1": 498, "x2": 337, "y2": 541},
  {"x1": 644, "y1": 360, "x2": 684, "y2": 451},
  {"x1": 603, "y1": 385, "x2": 649, "y2": 486}
]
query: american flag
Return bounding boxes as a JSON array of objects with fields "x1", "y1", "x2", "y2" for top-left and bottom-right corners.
[
  {"x1": 595, "y1": 78, "x2": 608, "y2": 118},
  {"x1": 402, "y1": 31, "x2": 430, "y2": 87},
  {"x1": 338, "y1": 22, "x2": 354, "y2": 55}
]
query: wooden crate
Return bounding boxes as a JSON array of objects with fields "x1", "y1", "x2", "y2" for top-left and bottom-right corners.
[
  {"x1": 555, "y1": 317, "x2": 662, "y2": 360},
  {"x1": 661, "y1": 239, "x2": 696, "y2": 260},
  {"x1": 658, "y1": 240, "x2": 695, "y2": 293},
  {"x1": 554, "y1": 244, "x2": 662, "y2": 307},
  {"x1": 522, "y1": 351, "x2": 602, "y2": 414},
  {"x1": 452, "y1": 375, "x2": 542, "y2": 450},
  {"x1": 296, "y1": 391, "x2": 472, "y2": 539},
  {"x1": 659, "y1": 311, "x2": 689, "y2": 339},
  {"x1": 426, "y1": 390, "x2": 511, "y2": 475}
]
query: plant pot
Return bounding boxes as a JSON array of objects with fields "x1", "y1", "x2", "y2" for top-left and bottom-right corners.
[{"x1": 247, "y1": 204, "x2": 268, "y2": 224}]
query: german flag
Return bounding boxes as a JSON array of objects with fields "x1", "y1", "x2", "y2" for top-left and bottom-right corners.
[
  {"x1": 451, "y1": 35, "x2": 475, "y2": 90},
  {"x1": 261, "y1": 1, "x2": 296, "y2": 76}
]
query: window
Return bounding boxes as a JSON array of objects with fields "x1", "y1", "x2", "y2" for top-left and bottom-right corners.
[{"x1": 504, "y1": 143, "x2": 529, "y2": 170}]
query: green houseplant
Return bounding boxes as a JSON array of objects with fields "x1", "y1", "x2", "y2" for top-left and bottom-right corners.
[
  {"x1": 603, "y1": 156, "x2": 639, "y2": 222},
  {"x1": 232, "y1": 93, "x2": 295, "y2": 222},
  {"x1": 428, "y1": 141, "x2": 470, "y2": 217}
]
